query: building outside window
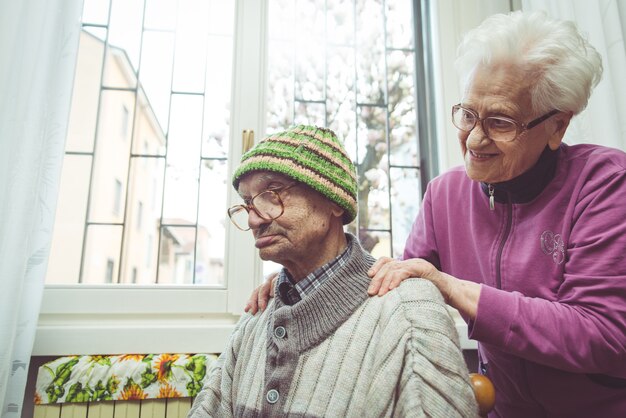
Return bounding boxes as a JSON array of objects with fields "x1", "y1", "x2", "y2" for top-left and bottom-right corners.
[{"x1": 105, "y1": 259, "x2": 114, "y2": 283}]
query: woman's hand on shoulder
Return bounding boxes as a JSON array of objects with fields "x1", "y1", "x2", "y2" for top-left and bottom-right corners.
[
  {"x1": 244, "y1": 273, "x2": 277, "y2": 314},
  {"x1": 368, "y1": 257, "x2": 481, "y2": 318},
  {"x1": 367, "y1": 257, "x2": 439, "y2": 296}
]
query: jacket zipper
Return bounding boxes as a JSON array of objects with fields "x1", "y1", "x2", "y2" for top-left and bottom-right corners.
[{"x1": 495, "y1": 192, "x2": 512, "y2": 289}]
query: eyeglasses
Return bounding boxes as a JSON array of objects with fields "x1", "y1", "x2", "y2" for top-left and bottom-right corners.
[
  {"x1": 227, "y1": 183, "x2": 297, "y2": 231},
  {"x1": 452, "y1": 104, "x2": 559, "y2": 142}
]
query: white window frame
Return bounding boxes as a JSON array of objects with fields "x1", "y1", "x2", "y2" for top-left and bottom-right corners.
[{"x1": 34, "y1": 0, "x2": 270, "y2": 356}]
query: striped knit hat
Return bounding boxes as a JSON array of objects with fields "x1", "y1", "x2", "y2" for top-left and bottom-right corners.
[{"x1": 232, "y1": 125, "x2": 358, "y2": 224}]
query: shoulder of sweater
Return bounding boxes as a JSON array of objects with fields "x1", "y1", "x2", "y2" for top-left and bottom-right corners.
[
  {"x1": 371, "y1": 279, "x2": 452, "y2": 332},
  {"x1": 230, "y1": 301, "x2": 275, "y2": 340},
  {"x1": 560, "y1": 142, "x2": 626, "y2": 173},
  {"x1": 426, "y1": 167, "x2": 472, "y2": 196},
  {"x1": 431, "y1": 165, "x2": 467, "y2": 183},
  {"x1": 395, "y1": 278, "x2": 446, "y2": 304}
]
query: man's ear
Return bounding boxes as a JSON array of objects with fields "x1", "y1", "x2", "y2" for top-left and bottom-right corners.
[
  {"x1": 330, "y1": 202, "x2": 345, "y2": 220},
  {"x1": 547, "y1": 111, "x2": 573, "y2": 150}
]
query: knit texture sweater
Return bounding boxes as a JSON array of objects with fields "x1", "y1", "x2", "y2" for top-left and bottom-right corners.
[{"x1": 188, "y1": 237, "x2": 477, "y2": 417}]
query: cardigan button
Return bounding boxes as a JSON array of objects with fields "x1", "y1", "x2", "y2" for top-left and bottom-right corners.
[
  {"x1": 274, "y1": 326, "x2": 287, "y2": 339},
  {"x1": 266, "y1": 389, "x2": 279, "y2": 404}
]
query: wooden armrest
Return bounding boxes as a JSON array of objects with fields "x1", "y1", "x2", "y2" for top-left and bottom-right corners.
[{"x1": 469, "y1": 373, "x2": 495, "y2": 417}]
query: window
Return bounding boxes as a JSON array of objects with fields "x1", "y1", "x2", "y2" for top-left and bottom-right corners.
[
  {"x1": 145, "y1": 234, "x2": 153, "y2": 268},
  {"x1": 113, "y1": 179, "x2": 122, "y2": 215},
  {"x1": 266, "y1": 0, "x2": 424, "y2": 261},
  {"x1": 121, "y1": 105, "x2": 129, "y2": 138},
  {"x1": 105, "y1": 259, "x2": 114, "y2": 283},
  {"x1": 38, "y1": 0, "x2": 433, "y2": 355},
  {"x1": 136, "y1": 201, "x2": 143, "y2": 230}
]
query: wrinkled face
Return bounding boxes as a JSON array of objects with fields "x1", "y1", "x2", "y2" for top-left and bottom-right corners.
[
  {"x1": 459, "y1": 64, "x2": 564, "y2": 183},
  {"x1": 236, "y1": 171, "x2": 342, "y2": 273}
]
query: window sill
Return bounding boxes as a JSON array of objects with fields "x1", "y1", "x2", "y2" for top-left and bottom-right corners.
[{"x1": 34, "y1": 285, "x2": 240, "y2": 355}]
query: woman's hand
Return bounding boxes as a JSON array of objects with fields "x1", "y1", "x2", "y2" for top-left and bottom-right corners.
[
  {"x1": 367, "y1": 257, "x2": 442, "y2": 296},
  {"x1": 367, "y1": 257, "x2": 481, "y2": 319},
  {"x1": 244, "y1": 273, "x2": 278, "y2": 314}
]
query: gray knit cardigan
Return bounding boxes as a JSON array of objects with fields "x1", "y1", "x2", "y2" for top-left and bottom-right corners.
[{"x1": 188, "y1": 237, "x2": 477, "y2": 417}]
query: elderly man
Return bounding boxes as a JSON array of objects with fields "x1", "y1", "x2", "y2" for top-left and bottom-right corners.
[{"x1": 187, "y1": 125, "x2": 477, "y2": 417}]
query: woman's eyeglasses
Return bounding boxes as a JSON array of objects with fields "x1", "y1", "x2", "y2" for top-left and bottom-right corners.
[{"x1": 452, "y1": 104, "x2": 559, "y2": 142}]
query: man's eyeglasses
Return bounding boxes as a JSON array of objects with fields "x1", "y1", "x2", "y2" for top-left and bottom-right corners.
[
  {"x1": 227, "y1": 183, "x2": 297, "y2": 231},
  {"x1": 452, "y1": 104, "x2": 559, "y2": 142}
]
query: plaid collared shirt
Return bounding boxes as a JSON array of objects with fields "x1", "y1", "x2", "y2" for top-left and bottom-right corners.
[{"x1": 277, "y1": 237, "x2": 352, "y2": 306}]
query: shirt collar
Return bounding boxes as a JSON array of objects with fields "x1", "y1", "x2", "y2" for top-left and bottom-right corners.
[{"x1": 277, "y1": 234, "x2": 352, "y2": 306}]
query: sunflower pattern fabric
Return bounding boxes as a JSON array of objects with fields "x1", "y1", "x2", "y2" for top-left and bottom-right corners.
[{"x1": 34, "y1": 354, "x2": 217, "y2": 404}]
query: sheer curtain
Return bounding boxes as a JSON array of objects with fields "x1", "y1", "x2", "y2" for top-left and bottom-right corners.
[
  {"x1": 0, "y1": 0, "x2": 83, "y2": 416},
  {"x1": 522, "y1": 0, "x2": 626, "y2": 150}
]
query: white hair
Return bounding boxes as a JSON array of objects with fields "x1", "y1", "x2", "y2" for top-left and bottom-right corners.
[{"x1": 455, "y1": 11, "x2": 603, "y2": 115}]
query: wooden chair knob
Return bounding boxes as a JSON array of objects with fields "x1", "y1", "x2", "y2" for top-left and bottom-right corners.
[{"x1": 469, "y1": 373, "x2": 496, "y2": 417}]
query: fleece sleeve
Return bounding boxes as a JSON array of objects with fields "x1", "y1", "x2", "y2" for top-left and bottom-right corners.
[{"x1": 393, "y1": 279, "x2": 478, "y2": 418}]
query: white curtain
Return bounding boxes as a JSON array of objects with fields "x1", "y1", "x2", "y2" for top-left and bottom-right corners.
[
  {"x1": 0, "y1": 0, "x2": 83, "y2": 416},
  {"x1": 522, "y1": 0, "x2": 626, "y2": 150}
]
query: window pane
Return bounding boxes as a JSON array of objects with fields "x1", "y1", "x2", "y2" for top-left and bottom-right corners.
[
  {"x1": 47, "y1": 0, "x2": 236, "y2": 286},
  {"x1": 83, "y1": 225, "x2": 123, "y2": 284},
  {"x1": 294, "y1": 102, "x2": 326, "y2": 127},
  {"x1": 390, "y1": 167, "x2": 421, "y2": 257},
  {"x1": 269, "y1": 0, "x2": 295, "y2": 41},
  {"x1": 107, "y1": 0, "x2": 144, "y2": 75},
  {"x1": 356, "y1": 0, "x2": 385, "y2": 105},
  {"x1": 66, "y1": 32, "x2": 105, "y2": 153},
  {"x1": 388, "y1": 50, "x2": 418, "y2": 166},
  {"x1": 267, "y1": 42, "x2": 295, "y2": 132},
  {"x1": 295, "y1": 0, "x2": 325, "y2": 40},
  {"x1": 208, "y1": 0, "x2": 236, "y2": 35},
  {"x1": 82, "y1": 0, "x2": 110, "y2": 25},
  {"x1": 87, "y1": 89, "x2": 135, "y2": 224},
  {"x1": 386, "y1": 0, "x2": 413, "y2": 49},
  {"x1": 158, "y1": 225, "x2": 196, "y2": 284},
  {"x1": 197, "y1": 159, "x2": 227, "y2": 286},
  {"x1": 295, "y1": 41, "x2": 325, "y2": 102},
  {"x1": 327, "y1": 1, "x2": 355, "y2": 46},
  {"x1": 138, "y1": 31, "x2": 175, "y2": 134},
  {"x1": 145, "y1": 0, "x2": 177, "y2": 30},
  {"x1": 162, "y1": 94, "x2": 203, "y2": 221},
  {"x1": 326, "y1": 46, "x2": 356, "y2": 138},
  {"x1": 172, "y1": 0, "x2": 210, "y2": 93},
  {"x1": 357, "y1": 106, "x2": 389, "y2": 232},
  {"x1": 120, "y1": 157, "x2": 165, "y2": 284},
  {"x1": 47, "y1": 156, "x2": 92, "y2": 284},
  {"x1": 267, "y1": 0, "x2": 422, "y2": 260},
  {"x1": 202, "y1": 36, "x2": 234, "y2": 159},
  {"x1": 365, "y1": 230, "x2": 391, "y2": 258}
]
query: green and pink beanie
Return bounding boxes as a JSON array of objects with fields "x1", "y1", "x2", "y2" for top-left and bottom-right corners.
[{"x1": 232, "y1": 125, "x2": 358, "y2": 224}]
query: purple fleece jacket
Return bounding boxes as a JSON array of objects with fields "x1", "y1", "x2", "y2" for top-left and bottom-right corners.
[{"x1": 404, "y1": 143, "x2": 626, "y2": 417}]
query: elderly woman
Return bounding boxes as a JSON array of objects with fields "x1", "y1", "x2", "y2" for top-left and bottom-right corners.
[
  {"x1": 248, "y1": 11, "x2": 626, "y2": 417},
  {"x1": 366, "y1": 11, "x2": 626, "y2": 418}
]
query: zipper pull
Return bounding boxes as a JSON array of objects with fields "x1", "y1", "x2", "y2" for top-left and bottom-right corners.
[{"x1": 488, "y1": 184, "x2": 495, "y2": 211}]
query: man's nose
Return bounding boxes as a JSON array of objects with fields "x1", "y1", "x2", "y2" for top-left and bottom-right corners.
[{"x1": 247, "y1": 208, "x2": 270, "y2": 230}]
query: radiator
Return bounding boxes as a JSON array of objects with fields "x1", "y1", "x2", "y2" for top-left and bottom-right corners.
[{"x1": 33, "y1": 398, "x2": 192, "y2": 418}]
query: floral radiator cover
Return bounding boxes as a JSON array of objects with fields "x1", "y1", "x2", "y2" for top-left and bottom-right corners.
[{"x1": 35, "y1": 353, "x2": 218, "y2": 404}]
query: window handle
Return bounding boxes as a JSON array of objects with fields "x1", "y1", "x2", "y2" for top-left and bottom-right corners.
[{"x1": 242, "y1": 129, "x2": 255, "y2": 153}]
